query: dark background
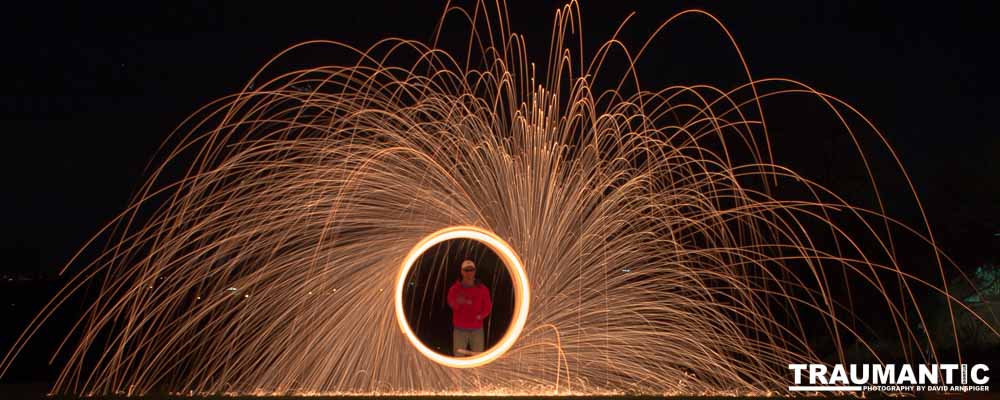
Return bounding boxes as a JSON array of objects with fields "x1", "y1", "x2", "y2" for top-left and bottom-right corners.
[{"x1": 1, "y1": 0, "x2": 997, "y2": 387}]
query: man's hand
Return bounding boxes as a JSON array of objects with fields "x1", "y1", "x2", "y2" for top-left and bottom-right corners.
[{"x1": 475, "y1": 314, "x2": 482, "y2": 320}]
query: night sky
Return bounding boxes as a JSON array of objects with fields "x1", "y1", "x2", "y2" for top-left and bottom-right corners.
[
  {"x1": 1, "y1": 0, "x2": 998, "y2": 383},
  {"x1": 3, "y1": 2, "x2": 997, "y2": 277}
]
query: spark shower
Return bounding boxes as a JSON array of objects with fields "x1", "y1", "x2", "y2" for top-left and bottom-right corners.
[{"x1": 2, "y1": 1, "x2": 996, "y2": 396}]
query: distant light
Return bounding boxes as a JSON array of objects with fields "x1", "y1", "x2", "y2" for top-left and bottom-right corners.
[
  {"x1": 993, "y1": 232, "x2": 1000, "y2": 237},
  {"x1": 307, "y1": 291, "x2": 313, "y2": 295},
  {"x1": 622, "y1": 268, "x2": 631, "y2": 273},
  {"x1": 244, "y1": 294, "x2": 250, "y2": 298},
  {"x1": 227, "y1": 287, "x2": 238, "y2": 291},
  {"x1": 196, "y1": 296, "x2": 201, "y2": 300}
]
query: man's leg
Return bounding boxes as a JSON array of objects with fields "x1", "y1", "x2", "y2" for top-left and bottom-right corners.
[
  {"x1": 470, "y1": 328, "x2": 485, "y2": 353},
  {"x1": 453, "y1": 329, "x2": 470, "y2": 356}
]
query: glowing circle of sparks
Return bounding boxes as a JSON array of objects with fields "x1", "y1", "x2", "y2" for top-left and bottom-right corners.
[{"x1": 394, "y1": 226, "x2": 530, "y2": 368}]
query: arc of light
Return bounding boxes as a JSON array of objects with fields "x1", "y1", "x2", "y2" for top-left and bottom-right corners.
[{"x1": 394, "y1": 226, "x2": 530, "y2": 368}]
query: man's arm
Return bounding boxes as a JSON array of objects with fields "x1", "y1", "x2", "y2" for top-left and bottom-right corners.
[
  {"x1": 478, "y1": 286, "x2": 492, "y2": 318},
  {"x1": 447, "y1": 284, "x2": 458, "y2": 309}
]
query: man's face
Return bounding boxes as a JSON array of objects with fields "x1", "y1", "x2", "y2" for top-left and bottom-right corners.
[{"x1": 462, "y1": 265, "x2": 476, "y2": 279}]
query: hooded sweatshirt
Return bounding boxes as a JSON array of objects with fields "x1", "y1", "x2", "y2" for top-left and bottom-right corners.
[{"x1": 447, "y1": 280, "x2": 492, "y2": 330}]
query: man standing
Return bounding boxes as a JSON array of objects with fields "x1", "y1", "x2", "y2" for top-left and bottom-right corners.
[{"x1": 447, "y1": 259, "x2": 492, "y2": 356}]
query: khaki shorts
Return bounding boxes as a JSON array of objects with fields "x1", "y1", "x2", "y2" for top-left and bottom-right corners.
[{"x1": 453, "y1": 328, "x2": 484, "y2": 356}]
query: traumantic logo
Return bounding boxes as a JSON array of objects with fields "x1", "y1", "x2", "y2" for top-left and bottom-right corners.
[{"x1": 788, "y1": 364, "x2": 990, "y2": 392}]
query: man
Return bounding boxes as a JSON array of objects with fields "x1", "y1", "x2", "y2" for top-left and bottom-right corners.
[{"x1": 447, "y1": 259, "x2": 492, "y2": 356}]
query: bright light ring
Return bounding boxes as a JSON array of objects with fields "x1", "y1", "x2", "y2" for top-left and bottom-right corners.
[{"x1": 395, "y1": 226, "x2": 530, "y2": 368}]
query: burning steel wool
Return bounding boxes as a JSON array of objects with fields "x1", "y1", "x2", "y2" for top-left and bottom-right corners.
[{"x1": 2, "y1": 1, "x2": 996, "y2": 396}]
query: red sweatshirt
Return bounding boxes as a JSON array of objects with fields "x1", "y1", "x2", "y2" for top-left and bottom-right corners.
[{"x1": 447, "y1": 280, "x2": 492, "y2": 330}]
